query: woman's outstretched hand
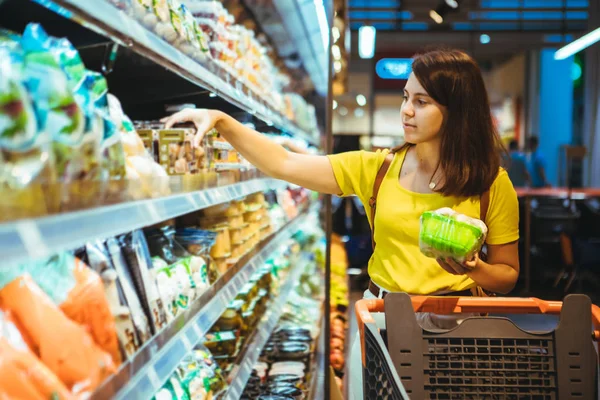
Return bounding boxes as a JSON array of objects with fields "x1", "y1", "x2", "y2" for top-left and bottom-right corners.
[{"x1": 160, "y1": 108, "x2": 224, "y2": 147}]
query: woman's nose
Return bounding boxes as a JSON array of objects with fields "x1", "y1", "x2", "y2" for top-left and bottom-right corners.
[{"x1": 402, "y1": 102, "x2": 414, "y2": 117}]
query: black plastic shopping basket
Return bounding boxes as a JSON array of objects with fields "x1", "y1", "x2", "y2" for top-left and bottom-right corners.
[{"x1": 355, "y1": 293, "x2": 600, "y2": 399}]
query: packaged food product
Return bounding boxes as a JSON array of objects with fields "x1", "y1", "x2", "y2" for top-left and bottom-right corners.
[
  {"x1": 203, "y1": 331, "x2": 238, "y2": 357},
  {"x1": 0, "y1": 42, "x2": 54, "y2": 221},
  {"x1": 419, "y1": 207, "x2": 488, "y2": 264},
  {"x1": 134, "y1": 128, "x2": 156, "y2": 158},
  {"x1": 146, "y1": 227, "x2": 210, "y2": 320},
  {"x1": 0, "y1": 275, "x2": 116, "y2": 396},
  {"x1": 191, "y1": 346, "x2": 228, "y2": 394},
  {"x1": 210, "y1": 225, "x2": 231, "y2": 258},
  {"x1": 120, "y1": 230, "x2": 169, "y2": 334},
  {"x1": 154, "y1": 375, "x2": 189, "y2": 400},
  {"x1": 212, "y1": 256, "x2": 229, "y2": 276},
  {"x1": 158, "y1": 128, "x2": 199, "y2": 175},
  {"x1": 0, "y1": 309, "x2": 74, "y2": 400},
  {"x1": 86, "y1": 241, "x2": 141, "y2": 358},
  {"x1": 214, "y1": 299, "x2": 243, "y2": 332},
  {"x1": 0, "y1": 253, "x2": 122, "y2": 365},
  {"x1": 106, "y1": 238, "x2": 153, "y2": 346},
  {"x1": 85, "y1": 71, "x2": 126, "y2": 181}
]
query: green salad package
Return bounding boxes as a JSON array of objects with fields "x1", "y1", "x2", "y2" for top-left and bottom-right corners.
[{"x1": 419, "y1": 207, "x2": 488, "y2": 264}]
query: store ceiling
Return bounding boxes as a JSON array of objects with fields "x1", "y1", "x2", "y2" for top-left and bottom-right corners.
[
  {"x1": 348, "y1": 0, "x2": 592, "y2": 64},
  {"x1": 349, "y1": 0, "x2": 589, "y2": 33}
]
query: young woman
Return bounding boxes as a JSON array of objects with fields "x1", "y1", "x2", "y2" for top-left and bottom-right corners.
[{"x1": 162, "y1": 49, "x2": 519, "y2": 397}]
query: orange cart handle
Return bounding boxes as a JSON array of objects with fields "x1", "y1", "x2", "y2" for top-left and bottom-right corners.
[{"x1": 355, "y1": 296, "x2": 600, "y2": 341}]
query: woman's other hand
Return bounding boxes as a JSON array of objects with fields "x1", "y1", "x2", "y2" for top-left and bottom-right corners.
[
  {"x1": 160, "y1": 108, "x2": 223, "y2": 147},
  {"x1": 436, "y1": 254, "x2": 479, "y2": 275}
]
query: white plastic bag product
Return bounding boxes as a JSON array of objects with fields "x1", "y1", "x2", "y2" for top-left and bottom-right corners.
[{"x1": 419, "y1": 207, "x2": 488, "y2": 264}]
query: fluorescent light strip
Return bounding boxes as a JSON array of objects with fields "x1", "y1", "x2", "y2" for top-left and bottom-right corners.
[
  {"x1": 314, "y1": 0, "x2": 330, "y2": 52},
  {"x1": 555, "y1": 27, "x2": 600, "y2": 60},
  {"x1": 358, "y1": 26, "x2": 376, "y2": 59}
]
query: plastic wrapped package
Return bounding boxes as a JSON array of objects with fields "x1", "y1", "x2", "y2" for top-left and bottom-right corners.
[
  {"x1": 0, "y1": 253, "x2": 121, "y2": 365},
  {"x1": 0, "y1": 274, "x2": 116, "y2": 396},
  {"x1": 0, "y1": 310, "x2": 73, "y2": 400},
  {"x1": 85, "y1": 72, "x2": 126, "y2": 181},
  {"x1": 86, "y1": 241, "x2": 145, "y2": 358},
  {"x1": 120, "y1": 230, "x2": 169, "y2": 334},
  {"x1": 0, "y1": 41, "x2": 55, "y2": 221},
  {"x1": 106, "y1": 238, "x2": 153, "y2": 345},
  {"x1": 21, "y1": 24, "x2": 104, "y2": 209},
  {"x1": 174, "y1": 228, "x2": 218, "y2": 283},
  {"x1": 146, "y1": 227, "x2": 210, "y2": 321},
  {"x1": 419, "y1": 207, "x2": 488, "y2": 264}
]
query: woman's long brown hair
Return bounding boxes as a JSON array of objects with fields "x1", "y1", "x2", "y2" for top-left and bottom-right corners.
[{"x1": 394, "y1": 49, "x2": 504, "y2": 198}]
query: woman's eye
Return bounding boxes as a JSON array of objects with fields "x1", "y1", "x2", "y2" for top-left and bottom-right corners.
[
  {"x1": 402, "y1": 95, "x2": 408, "y2": 101},
  {"x1": 417, "y1": 99, "x2": 427, "y2": 105}
]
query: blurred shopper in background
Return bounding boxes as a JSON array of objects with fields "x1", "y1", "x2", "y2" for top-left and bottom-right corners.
[
  {"x1": 506, "y1": 140, "x2": 530, "y2": 187},
  {"x1": 527, "y1": 136, "x2": 551, "y2": 188}
]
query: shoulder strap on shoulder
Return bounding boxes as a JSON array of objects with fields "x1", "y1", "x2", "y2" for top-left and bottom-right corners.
[
  {"x1": 369, "y1": 152, "x2": 394, "y2": 250},
  {"x1": 480, "y1": 189, "x2": 490, "y2": 225}
]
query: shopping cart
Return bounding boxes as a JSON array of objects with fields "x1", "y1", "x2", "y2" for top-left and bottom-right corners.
[{"x1": 355, "y1": 293, "x2": 600, "y2": 399}]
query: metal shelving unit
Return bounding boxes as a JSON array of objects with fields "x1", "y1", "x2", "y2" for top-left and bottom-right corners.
[
  {"x1": 33, "y1": 0, "x2": 319, "y2": 145},
  {"x1": 225, "y1": 254, "x2": 312, "y2": 399},
  {"x1": 92, "y1": 204, "x2": 315, "y2": 400},
  {"x1": 0, "y1": 178, "x2": 287, "y2": 265}
]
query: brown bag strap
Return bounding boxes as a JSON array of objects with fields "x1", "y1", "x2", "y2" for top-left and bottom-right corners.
[
  {"x1": 369, "y1": 153, "x2": 394, "y2": 250},
  {"x1": 480, "y1": 189, "x2": 490, "y2": 225},
  {"x1": 474, "y1": 189, "x2": 492, "y2": 298}
]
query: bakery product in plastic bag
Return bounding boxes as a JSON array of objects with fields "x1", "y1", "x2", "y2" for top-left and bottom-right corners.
[{"x1": 419, "y1": 207, "x2": 488, "y2": 264}]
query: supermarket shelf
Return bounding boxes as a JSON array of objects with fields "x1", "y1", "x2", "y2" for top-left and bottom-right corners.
[
  {"x1": 225, "y1": 254, "x2": 311, "y2": 399},
  {"x1": 0, "y1": 178, "x2": 286, "y2": 266},
  {"x1": 308, "y1": 311, "x2": 327, "y2": 400},
  {"x1": 91, "y1": 204, "x2": 315, "y2": 400},
  {"x1": 36, "y1": 0, "x2": 318, "y2": 145}
]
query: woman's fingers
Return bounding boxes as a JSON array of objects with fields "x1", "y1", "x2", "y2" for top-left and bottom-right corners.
[
  {"x1": 446, "y1": 258, "x2": 469, "y2": 275},
  {"x1": 161, "y1": 109, "x2": 194, "y2": 129},
  {"x1": 437, "y1": 258, "x2": 459, "y2": 275},
  {"x1": 159, "y1": 109, "x2": 215, "y2": 148}
]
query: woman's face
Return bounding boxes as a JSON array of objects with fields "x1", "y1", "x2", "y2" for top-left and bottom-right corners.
[{"x1": 401, "y1": 73, "x2": 446, "y2": 144}]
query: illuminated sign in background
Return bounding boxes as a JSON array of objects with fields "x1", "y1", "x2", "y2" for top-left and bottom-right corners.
[{"x1": 375, "y1": 58, "x2": 414, "y2": 80}]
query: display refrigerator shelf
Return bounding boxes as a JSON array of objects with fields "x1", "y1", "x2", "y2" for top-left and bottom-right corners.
[
  {"x1": 92, "y1": 203, "x2": 315, "y2": 400},
  {"x1": 0, "y1": 177, "x2": 286, "y2": 266},
  {"x1": 308, "y1": 310, "x2": 327, "y2": 400},
  {"x1": 225, "y1": 253, "x2": 311, "y2": 399},
  {"x1": 36, "y1": 0, "x2": 319, "y2": 145}
]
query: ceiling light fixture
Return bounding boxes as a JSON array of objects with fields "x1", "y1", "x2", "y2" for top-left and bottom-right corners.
[
  {"x1": 339, "y1": 106, "x2": 348, "y2": 116},
  {"x1": 333, "y1": 100, "x2": 338, "y2": 110},
  {"x1": 445, "y1": 0, "x2": 459, "y2": 8},
  {"x1": 359, "y1": 26, "x2": 376, "y2": 59},
  {"x1": 480, "y1": 34, "x2": 491, "y2": 44},
  {"x1": 555, "y1": 27, "x2": 600, "y2": 60}
]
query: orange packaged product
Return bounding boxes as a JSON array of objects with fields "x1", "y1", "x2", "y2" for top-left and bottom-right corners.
[
  {"x1": 4, "y1": 253, "x2": 122, "y2": 366},
  {"x1": 0, "y1": 274, "x2": 116, "y2": 396},
  {"x1": 0, "y1": 311, "x2": 73, "y2": 400},
  {"x1": 59, "y1": 257, "x2": 122, "y2": 366}
]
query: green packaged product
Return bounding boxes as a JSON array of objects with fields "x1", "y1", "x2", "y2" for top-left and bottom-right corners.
[{"x1": 419, "y1": 207, "x2": 488, "y2": 264}]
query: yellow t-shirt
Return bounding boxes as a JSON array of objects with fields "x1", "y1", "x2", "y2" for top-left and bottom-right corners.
[{"x1": 327, "y1": 147, "x2": 519, "y2": 294}]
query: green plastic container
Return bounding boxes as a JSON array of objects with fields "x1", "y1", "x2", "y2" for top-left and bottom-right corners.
[{"x1": 419, "y1": 211, "x2": 485, "y2": 262}]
